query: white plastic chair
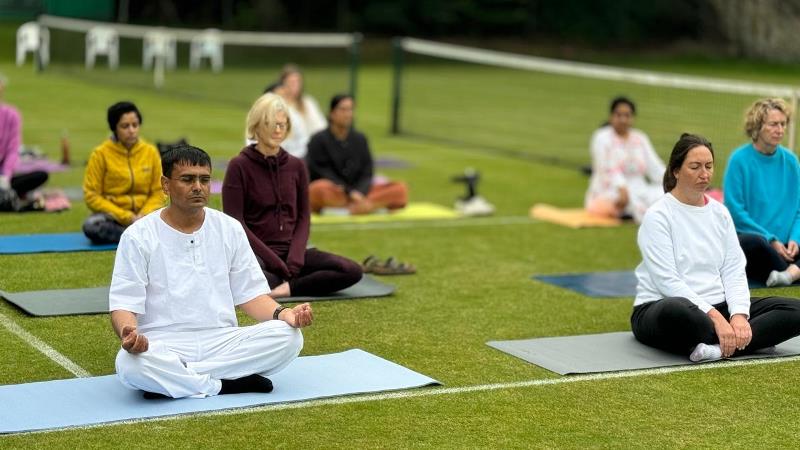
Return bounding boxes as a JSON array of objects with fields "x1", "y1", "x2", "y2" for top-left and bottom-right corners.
[
  {"x1": 85, "y1": 26, "x2": 119, "y2": 70},
  {"x1": 142, "y1": 30, "x2": 177, "y2": 71},
  {"x1": 190, "y1": 28, "x2": 223, "y2": 72},
  {"x1": 16, "y1": 22, "x2": 49, "y2": 68}
]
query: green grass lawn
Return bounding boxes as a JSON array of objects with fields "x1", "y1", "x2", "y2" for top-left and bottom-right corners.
[{"x1": 3, "y1": 35, "x2": 800, "y2": 448}]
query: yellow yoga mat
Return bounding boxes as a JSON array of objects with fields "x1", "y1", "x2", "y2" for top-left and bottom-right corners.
[
  {"x1": 529, "y1": 203, "x2": 622, "y2": 229},
  {"x1": 312, "y1": 202, "x2": 459, "y2": 224}
]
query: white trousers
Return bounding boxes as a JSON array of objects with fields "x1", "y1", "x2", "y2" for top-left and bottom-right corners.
[{"x1": 115, "y1": 320, "x2": 303, "y2": 398}]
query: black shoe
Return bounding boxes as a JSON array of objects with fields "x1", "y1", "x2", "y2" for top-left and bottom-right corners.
[
  {"x1": 219, "y1": 374, "x2": 273, "y2": 395},
  {"x1": 142, "y1": 390, "x2": 170, "y2": 400}
]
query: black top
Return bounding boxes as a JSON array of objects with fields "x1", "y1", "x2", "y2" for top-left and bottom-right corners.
[{"x1": 306, "y1": 128, "x2": 373, "y2": 195}]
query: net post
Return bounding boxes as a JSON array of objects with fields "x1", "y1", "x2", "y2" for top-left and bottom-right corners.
[
  {"x1": 790, "y1": 91, "x2": 799, "y2": 152},
  {"x1": 348, "y1": 32, "x2": 362, "y2": 99},
  {"x1": 391, "y1": 37, "x2": 404, "y2": 135},
  {"x1": 34, "y1": 18, "x2": 44, "y2": 74},
  {"x1": 35, "y1": 49, "x2": 44, "y2": 73},
  {"x1": 154, "y1": 55, "x2": 165, "y2": 89}
]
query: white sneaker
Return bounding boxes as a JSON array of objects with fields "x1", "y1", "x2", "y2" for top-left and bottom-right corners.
[
  {"x1": 455, "y1": 196, "x2": 495, "y2": 217},
  {"x1": 689, "y1": 343, "x2": 722, "y2": 362}
]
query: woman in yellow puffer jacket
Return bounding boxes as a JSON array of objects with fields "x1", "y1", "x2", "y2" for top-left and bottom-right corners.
[{"x1": 82, "y1": 101, "x2": 165, "y2": 244}]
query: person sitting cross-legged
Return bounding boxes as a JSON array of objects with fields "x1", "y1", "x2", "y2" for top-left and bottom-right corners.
[
  {"x1": 111, "y1": 144, "x2": 313, "y2": 399},
  {"x1": 223, "y1": 93, "x2": 362, "y2": 299},
  {"x1": 724, "y1": 98, "x2": 800, "y2": 287},
  {"x1": 306, "y1": 94, "x2": 408, "y2": 215},
  {"x1": 0, "y1": 73, "x2": 48, "y2": 211},
  {"x1": 632, "y1": 133, "x2": 800, "y2": 362},
  {"x1": 83, "y1": 101, "x2": 165, "y2": 244}
]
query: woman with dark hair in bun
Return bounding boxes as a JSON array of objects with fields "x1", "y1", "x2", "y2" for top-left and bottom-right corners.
[
  {"x1": 632, "y1": 133, "x2": 800, "y2": 362},
  {"x1": 585, "y1": 96, "x2": 665, "y2": 223},
  {"x1": 82, "y1": 101, "x2": 165, "y2": 244}
]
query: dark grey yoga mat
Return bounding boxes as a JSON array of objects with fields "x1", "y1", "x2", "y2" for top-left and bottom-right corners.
[
  {"x1": 0, "y1": 276, "x2": 394, "y2": 316},
  {"x1": 487, "y1": 331, "x2": 800, "y2": 375}
]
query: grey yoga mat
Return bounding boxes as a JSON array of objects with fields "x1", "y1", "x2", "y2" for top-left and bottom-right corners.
[
  {"x1": 487, "y1": 331, "x2": 800, "y2": 375},
  {"x1": 0, "y1": 275, "x2": 394, "y2": 316}
]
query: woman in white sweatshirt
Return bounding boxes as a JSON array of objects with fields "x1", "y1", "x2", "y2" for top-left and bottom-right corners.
[{"x1": 631, "y1": 133, "x2": 800, "y2": 362}]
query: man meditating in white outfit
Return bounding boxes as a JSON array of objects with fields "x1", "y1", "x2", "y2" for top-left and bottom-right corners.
[{"x1": 110, "y1": 144, "x2": 313, "y2": 399}]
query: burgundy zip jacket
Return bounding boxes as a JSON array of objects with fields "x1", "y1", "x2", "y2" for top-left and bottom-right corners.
[{"x1": 222, "y1": 145, "x2": 310, "y2": 279}]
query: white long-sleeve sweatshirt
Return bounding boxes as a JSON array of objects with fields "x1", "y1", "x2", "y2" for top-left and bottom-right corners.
[{"x1": 634, "y1": 193, "x2": 750, "y2": 317}]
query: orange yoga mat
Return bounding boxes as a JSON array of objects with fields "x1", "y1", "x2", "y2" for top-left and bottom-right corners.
[{"x1": 529, "y1": 203, "x2": 622, "y2": 229}]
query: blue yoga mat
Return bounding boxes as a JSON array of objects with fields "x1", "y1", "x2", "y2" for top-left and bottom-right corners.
[
  {"x1": 0, "y1": 232, "x2": 116, "y2": 254},
  {"x1": 533, "y1": 271, "x2": 773, "y2": 298},
  {"x1": 0, "y1": 349, "x2": 439, "y2": 434}
]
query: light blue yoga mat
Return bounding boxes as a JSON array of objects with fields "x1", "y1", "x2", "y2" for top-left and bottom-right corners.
[
  {"x1": 0, "y1": 349, "x2": 439, "y2": 434},
  {"x1": 0, "y1": 232, "x2": 116, "y2": 254},
  {"x1": 533, "y1": 271, "x2": 775, "y2": 298}
]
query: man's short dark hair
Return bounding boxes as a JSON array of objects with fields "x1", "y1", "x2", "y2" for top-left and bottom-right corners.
[
  {"x1": 161, "y1": 144, "x2": 212, "y2": 178},
  {"x1": 107, "y1": 101, "x2": 142, "y2": 135}
]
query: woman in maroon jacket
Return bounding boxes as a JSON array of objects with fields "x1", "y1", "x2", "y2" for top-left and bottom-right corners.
[{"x1": 222, "y1": 93, "x2": 362, "y2": 298}]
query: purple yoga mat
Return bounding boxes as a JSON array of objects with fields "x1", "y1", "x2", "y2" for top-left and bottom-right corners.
[{"x1": 14, "y1": 159, "x2": 68, "y2": 174}]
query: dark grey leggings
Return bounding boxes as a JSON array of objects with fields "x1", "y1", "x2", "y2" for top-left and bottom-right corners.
[
  {"x1": 738, "y1": 233, "x2": 799, "y2": 283},
  {"x1": 82, "y1": 213, "x2": 126, "y2": 244},
  {"x1": 631, "y1": 296, "x2": 800, "y2": 356},
  {"x1": 261, "y1": 248, "x2": 362, "y2": 297}
]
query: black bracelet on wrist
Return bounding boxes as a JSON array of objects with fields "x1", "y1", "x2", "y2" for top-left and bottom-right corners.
[{"x1": 273, "y1": 305, "x2": 286, "y2": 320}]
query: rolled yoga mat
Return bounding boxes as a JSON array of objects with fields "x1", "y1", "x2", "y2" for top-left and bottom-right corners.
[{"x1": 312, "y1": 202, "x2": 459, "y2": 224}]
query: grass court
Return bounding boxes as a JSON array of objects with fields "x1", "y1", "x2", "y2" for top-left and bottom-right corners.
[{"x1": 2, "y1": 28, "x2": 800, "y2": 447}]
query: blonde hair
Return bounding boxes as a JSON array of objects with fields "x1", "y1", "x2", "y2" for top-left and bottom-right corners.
[
  {"x1": 744, "y1": 98, "x2": 792, "y2": 141},
  {"x1": 244, "y1": 93, "x2": 292, "y2": 142}
]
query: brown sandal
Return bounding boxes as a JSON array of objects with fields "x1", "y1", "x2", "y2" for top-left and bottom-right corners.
[{"x1": 369, "y1": 256, "x2": 416, "y2": 275}]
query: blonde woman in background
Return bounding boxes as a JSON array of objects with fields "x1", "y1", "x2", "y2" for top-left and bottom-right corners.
[{"x1": 724, "y1": 98, "x2": 800, "y2": 287}]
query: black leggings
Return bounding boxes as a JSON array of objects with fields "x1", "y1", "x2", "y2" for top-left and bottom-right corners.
[
  {"x1": 11, "y1": 171, "x2": 48, "y2": 198},
  {"x1": 738, "y1": 233, "x2": 799, "y2": 283},
  {"x1": 261, "y1": 248, "x2": 362, "y2": 297},
  {"x1": 631, "y1": 296, "x2": 800, "y2": 356}
]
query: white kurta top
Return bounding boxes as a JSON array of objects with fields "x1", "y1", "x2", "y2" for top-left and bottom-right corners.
[{"x1": 109, "y1": 207, "x2": 270, "y2": 333}]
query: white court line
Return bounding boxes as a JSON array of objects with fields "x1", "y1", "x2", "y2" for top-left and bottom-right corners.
[
  {"x1": 9, "y1": 352, "x2": 800, "y2": 436},
  {"x1": 311, "y1": 215, "x2": 535, "y2": 232},
  {"x1": 0, "y1": 311, "x2": 90, "y2": 378}
]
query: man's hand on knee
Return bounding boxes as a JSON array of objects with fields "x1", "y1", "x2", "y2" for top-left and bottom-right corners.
[
  {"x1": 121, "y1": 325, "x2": 149, "y2": 354},
  {"x1": 280, "y1": 303, "x2": 313, "y2": 328}
]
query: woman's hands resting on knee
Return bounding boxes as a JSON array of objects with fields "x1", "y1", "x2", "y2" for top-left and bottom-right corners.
[
  {"x1": 708, "y1": 309, "x2": 736, "y2": 357},
  {"x1": 729, "y1": 314, "x2": 752, "y2": 353}
]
